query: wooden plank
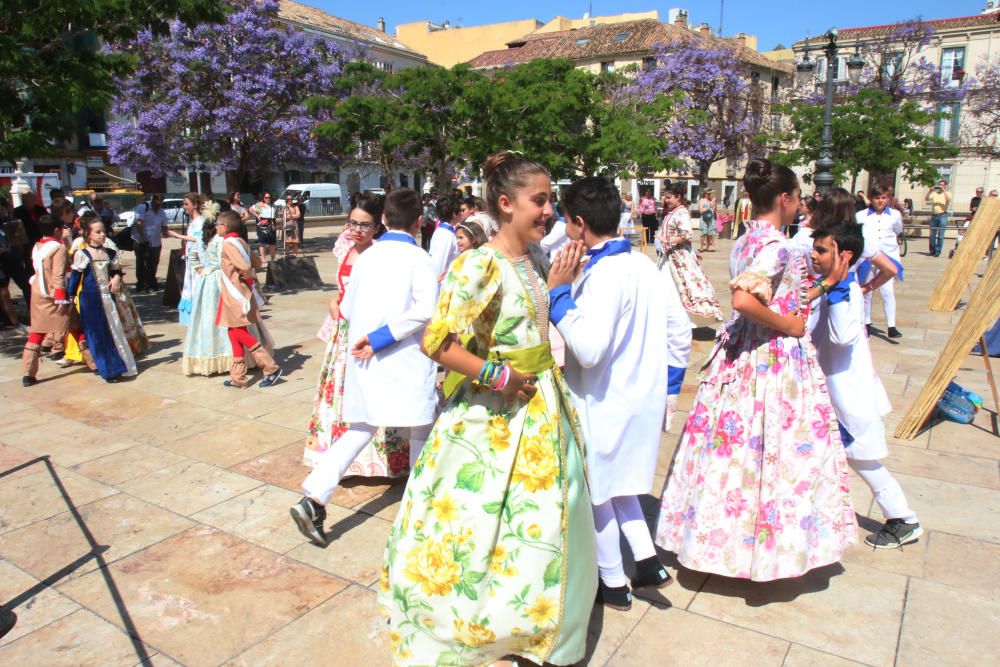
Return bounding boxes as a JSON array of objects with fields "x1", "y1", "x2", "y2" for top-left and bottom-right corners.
[
  {"x1": 896, "y1": 251, "x2": 1000, "y2": 439},
  {"x1": 928, "y1": 197, "x2": 1000, "y2": 311}
]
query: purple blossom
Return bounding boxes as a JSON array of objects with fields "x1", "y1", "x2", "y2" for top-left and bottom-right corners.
[
  {"x1": 108, "y1": 0, "x2": 345, "y2": 184},
  {"x1": 627, "y1": 38, "x2": 766, "y2": 179}
]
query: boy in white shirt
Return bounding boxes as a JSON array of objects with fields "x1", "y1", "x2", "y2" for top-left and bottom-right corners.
[
  {"x1": 291, "y1": 188, "x2": 438, "y2": 547},
  {"x1": 810, "y1": 221, "x2": 921, "y2": 549},
  {"x1": 427, "y1": 194, "x2": 460, "y2": 281},
  {"x1": 856, "y1": 185, "x2": 904, "y2": 339},
  {"x1": 548, "y1": 176, "x2": 691, "y2": 610}
]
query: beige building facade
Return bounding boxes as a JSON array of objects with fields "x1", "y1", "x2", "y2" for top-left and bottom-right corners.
[{"x1": 791, "y1": 9, "x2": 1000, "y2": 218}]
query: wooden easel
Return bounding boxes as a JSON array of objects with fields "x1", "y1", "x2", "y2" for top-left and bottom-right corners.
[
  {"x1": 895, "y1": 250, "x2": 1000, "y2": 439},
  {"x1": 977, "y1": 335, "x2": 1000, "y2": 416},
  {"x1": 928, "y1": 198, "x2": 999, "y2": 311}
]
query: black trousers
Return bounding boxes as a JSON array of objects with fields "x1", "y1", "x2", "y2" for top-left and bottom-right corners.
[
  {"x1": 135, "y1": 243, "x2": 162, "y2": 290},
  {"x1": 641, "y1": 214, "x2": 658, "y2": 243}
]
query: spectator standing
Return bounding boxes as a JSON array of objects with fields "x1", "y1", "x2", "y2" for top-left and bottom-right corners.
[
  {"x1": 637, "y1": 186, "x2": 658, "y2": 245},
  {"x1": 228, "y1": 192, "x2": 249, "y2": 222},
  {"x1": 282, "y1": 196, "x2": 301, "y2": 256},
  {"x1": 13, "y1": 190, "x2": 48, "y2": 247},
  {"x1": 132, "y1": 195, "x2": 167, "y2": 292},
  {"x1": 733, "y1": 189, "x2": 752, "y2": 239},
  {"x1": 76, "y1": 193, "x2": 116, "y2": 229},
  {"x1": 249, "y1": 191, "x2": 278, "y2": 263},
  {"x1": 924, "y1": 179, "x2": 951, "y2": 257},
  {"x1": 420, "y1": 193, "x2": 437, "y2": 250},
  {"x1": 696, "y1": 189, "x2": 718, "y2": 252},
  {"x1": 970, "y1": 186, "x2": 984, "y2": 218}
]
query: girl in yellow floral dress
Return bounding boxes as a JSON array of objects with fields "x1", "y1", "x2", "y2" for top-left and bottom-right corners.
[{"x1": 380, "y1": 152, "x2": 597, "y2": 666}]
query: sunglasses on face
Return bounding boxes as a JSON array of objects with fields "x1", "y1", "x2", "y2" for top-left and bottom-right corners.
[{"x1": 347, "y1": 220, "x2": 375, "y2": 230}]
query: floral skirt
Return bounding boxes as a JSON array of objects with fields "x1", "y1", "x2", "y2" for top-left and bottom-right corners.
[
  {"x1": 661, "y1": 246, "x2": 723, "y2": 320},
  {"x1": 303, "y1": 317, "x2": 410, "y2": 477},
  {"x1": 379, "y1": 369, "x2": 596, "y2": 666},
  {"x1": 655, "y1": 326, "x2": 857, "y2": 581}
]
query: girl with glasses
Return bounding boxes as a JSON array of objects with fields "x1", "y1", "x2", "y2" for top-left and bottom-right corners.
[{"x1": 303, "y1": 194, "x2": 410, "y2": 478}]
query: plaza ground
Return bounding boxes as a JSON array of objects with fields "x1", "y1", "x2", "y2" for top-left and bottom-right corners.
[{"x1": 0, "y1": 227, "x2": 997, "y2": 666}]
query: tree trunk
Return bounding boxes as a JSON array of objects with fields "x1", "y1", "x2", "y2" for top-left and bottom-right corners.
[
  {"x1": 850, "y1": 172, "x2": 858, "y2": 194},
  {"x1": 698, "y1": 160, "x2": 712, "y2": 192}
]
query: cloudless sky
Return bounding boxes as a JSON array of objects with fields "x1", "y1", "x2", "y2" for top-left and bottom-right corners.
[{"x1": 311, "y1": 0, "x2": 990, "y2": 51}]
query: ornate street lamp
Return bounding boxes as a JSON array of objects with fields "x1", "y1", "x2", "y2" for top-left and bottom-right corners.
[{"x1": 796, "y1": 30, "x2": 865, "y2": 194}]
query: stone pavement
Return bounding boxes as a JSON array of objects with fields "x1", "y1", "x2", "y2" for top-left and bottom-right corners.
[{"x1": 0, "y1": 228, "x2": 996, "y2": 666}]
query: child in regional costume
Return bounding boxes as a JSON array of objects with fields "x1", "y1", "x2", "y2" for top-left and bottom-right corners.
[
  {"x1": 291, "y1": 189, "x2": 439, "y2": 546},
  {"x1": 656, "y1": 182, "x2": 724, "y2": 321},
  {"x1": 22, "y1": 216, "x2": 75, "y2": 386},
  {"x1": 181, "y1": 205, "x2": 269, "y2": 376},
  {"x1": 303, "y1": 193, "x2": 411, "y2": 477},
  {"x1": 215, "y1": 212, "x2": 282, "y2": 388},
  {"x1": 809, "y1": 222, "x2": 922, "y2": 549},
  {"x1": 548, "y1": 177, "x2": 690, "y2": 611},
  {"x1": 856, "y1": 185, "x2": 905, "y2": 339},
  {"x1": 170, "y1": 193, "x2": 206, "y2": 325},
  {"x1": 379, "y1": 153, "x2": 597, "y2": 667},
  {"x1": 67, "y1": 219, "x2": 139, "y2": 382},
  {"x1": 655, "y1": 159, "x2": 856, "y2": 581}
]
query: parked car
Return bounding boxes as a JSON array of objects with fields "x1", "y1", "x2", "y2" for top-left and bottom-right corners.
[
  {"x1": 114, "y1": 198, "x2": 188, "y2": 230},
  {"x1": 276, "y1": 183, "x2": 343, "y2": 216}
]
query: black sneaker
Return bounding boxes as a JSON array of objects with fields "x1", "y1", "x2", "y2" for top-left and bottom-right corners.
[
  {"x1": 290, "y1": 497, "x2": 327, "y2": 547},
  {"x1": 259, "y1": 367, "x2": 283, "y2": 388},
  {"x1": 22, "y1": 376, "x2": 37, "y2": 387},
  {"x1": 0, "y1": 607, "x2": 16, "y2": 639},
  {"x1": 597, "y1": 581, "x2": 632, "y2": 611},
  {"x1": 866, "y1": 324, "x2": 874, "y2": 337},
  {"x1": 865, "y1": 519, "x2": 923, "y2": 550},
  {"x1": 631, "y1": 556, "x2": 673, "y2": 589},
  {"x1": 888, "y1": 327, "x2": 903, "y2": 339}
]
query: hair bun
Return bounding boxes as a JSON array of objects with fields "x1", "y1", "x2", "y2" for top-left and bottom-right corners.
[
  {"x1": 482, "y1": 151, "x2": 520, "y2": 180},
  {"x1": 743, "y1": 158, "x2": 772, "y2": 189}
]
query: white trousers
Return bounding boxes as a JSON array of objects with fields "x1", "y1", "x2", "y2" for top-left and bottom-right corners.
[
  {"x1": 864, "y1": 277, "x2": 897, "y2": 328},
  {"x1": 848, "y1": 458, "x2": 918, "y2": 523},
  {"x1": 593, "y1": 496, "x2": 657, "y2": 588},
  {"x1": 302, "y1": 422, "x2": 433, "y2": 505}
]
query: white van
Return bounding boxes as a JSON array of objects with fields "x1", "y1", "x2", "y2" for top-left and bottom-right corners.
[{"x1": 276, "y1": 183, "x2": 343, "y2": 216}]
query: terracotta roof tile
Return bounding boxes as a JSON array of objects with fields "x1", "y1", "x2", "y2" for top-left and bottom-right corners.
[
  {"x1": 467, "y1": 19, "x2": 792, "y2": 73},
  {"x1": 277, "y1": 0, "x2": 426, "y2": 58},
  {"x1": 797, "y1": 12, "x2": 1000, "y2": 44}
]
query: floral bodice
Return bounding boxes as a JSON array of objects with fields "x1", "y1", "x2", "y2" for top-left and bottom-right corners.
[
  {"x1": 728, "y1": 220, "x2": 808, "y2": 319},
  {"x1": 424, "y1": 247, "x2": 548, "y2": 360}
]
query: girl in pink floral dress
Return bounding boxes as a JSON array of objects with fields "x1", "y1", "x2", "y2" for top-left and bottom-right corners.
[
  {"x1": 656, "y1": 183, "x2": 723, "y2": 321},
  {"x1": 655, "y1": 159, "x2": 856, "y2": 581}
]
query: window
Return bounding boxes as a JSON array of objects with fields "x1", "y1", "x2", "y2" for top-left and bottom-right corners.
[
  {"x1": 399, "y1": 173, "x2": 409, "y2": 188},
  {"x1": 601, "y1": 61, "x2": 615, "y2": 73},
  {"x1": 642, "y1": 57, "x2": 656, "y2": 71},
  {"x1": 575, "y1": 37, "x2": 589, "y2": 46},
  {"x1": 934, "y1": 103, "x2": 961, "y2": 144},
  {"x1": 613, "y1": 32, "x2": 630, "y2": 42},
  {"x1": 817, "y1": 56, "x2": 847, "y2": 82},
  {"x1": 881, "y1": 51, "x2": 904, "y2": 80},
  {"x1": 940, "y1": 47, "x2": 965, "y2": 87}
]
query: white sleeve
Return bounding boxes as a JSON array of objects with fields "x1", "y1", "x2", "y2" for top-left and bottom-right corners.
[
  {"x1": 663, "y1": 271, "x2": 693, "y2": 369},
  {"x1": 826, "y1": 283, "x2": 864, "y2": 347},
  {"x1": 891, "y1": 210, "x2": 903, "y2": 236},
  {"x1": 379, "y1": 256, "x2": 438, "y2": 345},
  {"x1": 428, "y1": 230, "x2": 451, "y2": 278},
  {"x1": 554, "y1": 274, "x2": 622, "y2": 369}
]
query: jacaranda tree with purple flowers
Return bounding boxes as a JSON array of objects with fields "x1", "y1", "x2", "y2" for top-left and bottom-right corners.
[
  {"x1": 108, "y1": 0, "x2": 345, "y2": 188},
  {"x1": 628, "y1": 37, "x2": 768, "y2": 189}
]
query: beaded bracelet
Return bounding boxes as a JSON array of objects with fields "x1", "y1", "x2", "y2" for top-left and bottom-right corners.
[{"x1": 490, "y1": 364, "x2": 510, "y2": 392}]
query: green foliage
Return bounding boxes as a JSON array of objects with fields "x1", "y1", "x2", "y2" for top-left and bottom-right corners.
[
  {"x1": 0, "y1": 0, "x2": 227, "y2": 161},
  {"x1": 772, "y1": 88, "x2": 959, "y2": 187},
  {"x1": 314, "y1": 58, "x2": 678, "y2": 186}
]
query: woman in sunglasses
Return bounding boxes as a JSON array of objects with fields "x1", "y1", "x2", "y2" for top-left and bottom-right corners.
[
  {"x1": 303, "y1": 193, "x2": 409, "y2": 478},
  {"x1": 249, "y1": 191, "x2": 277, "y2": 263}
]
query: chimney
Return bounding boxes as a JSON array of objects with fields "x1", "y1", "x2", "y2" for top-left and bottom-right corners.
[
  {"x1": 672, "y1": 9, "x2": 688, "y2": 28},
  {"x1": 699, "y1": 22, "x2": 711, "y2": 36},
  {"x1": 737, "y1": 32, "x2": 746, "y2": 47},
  {"x1": 377, "y1": 17, "x2": 386, "y2": 32}
]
